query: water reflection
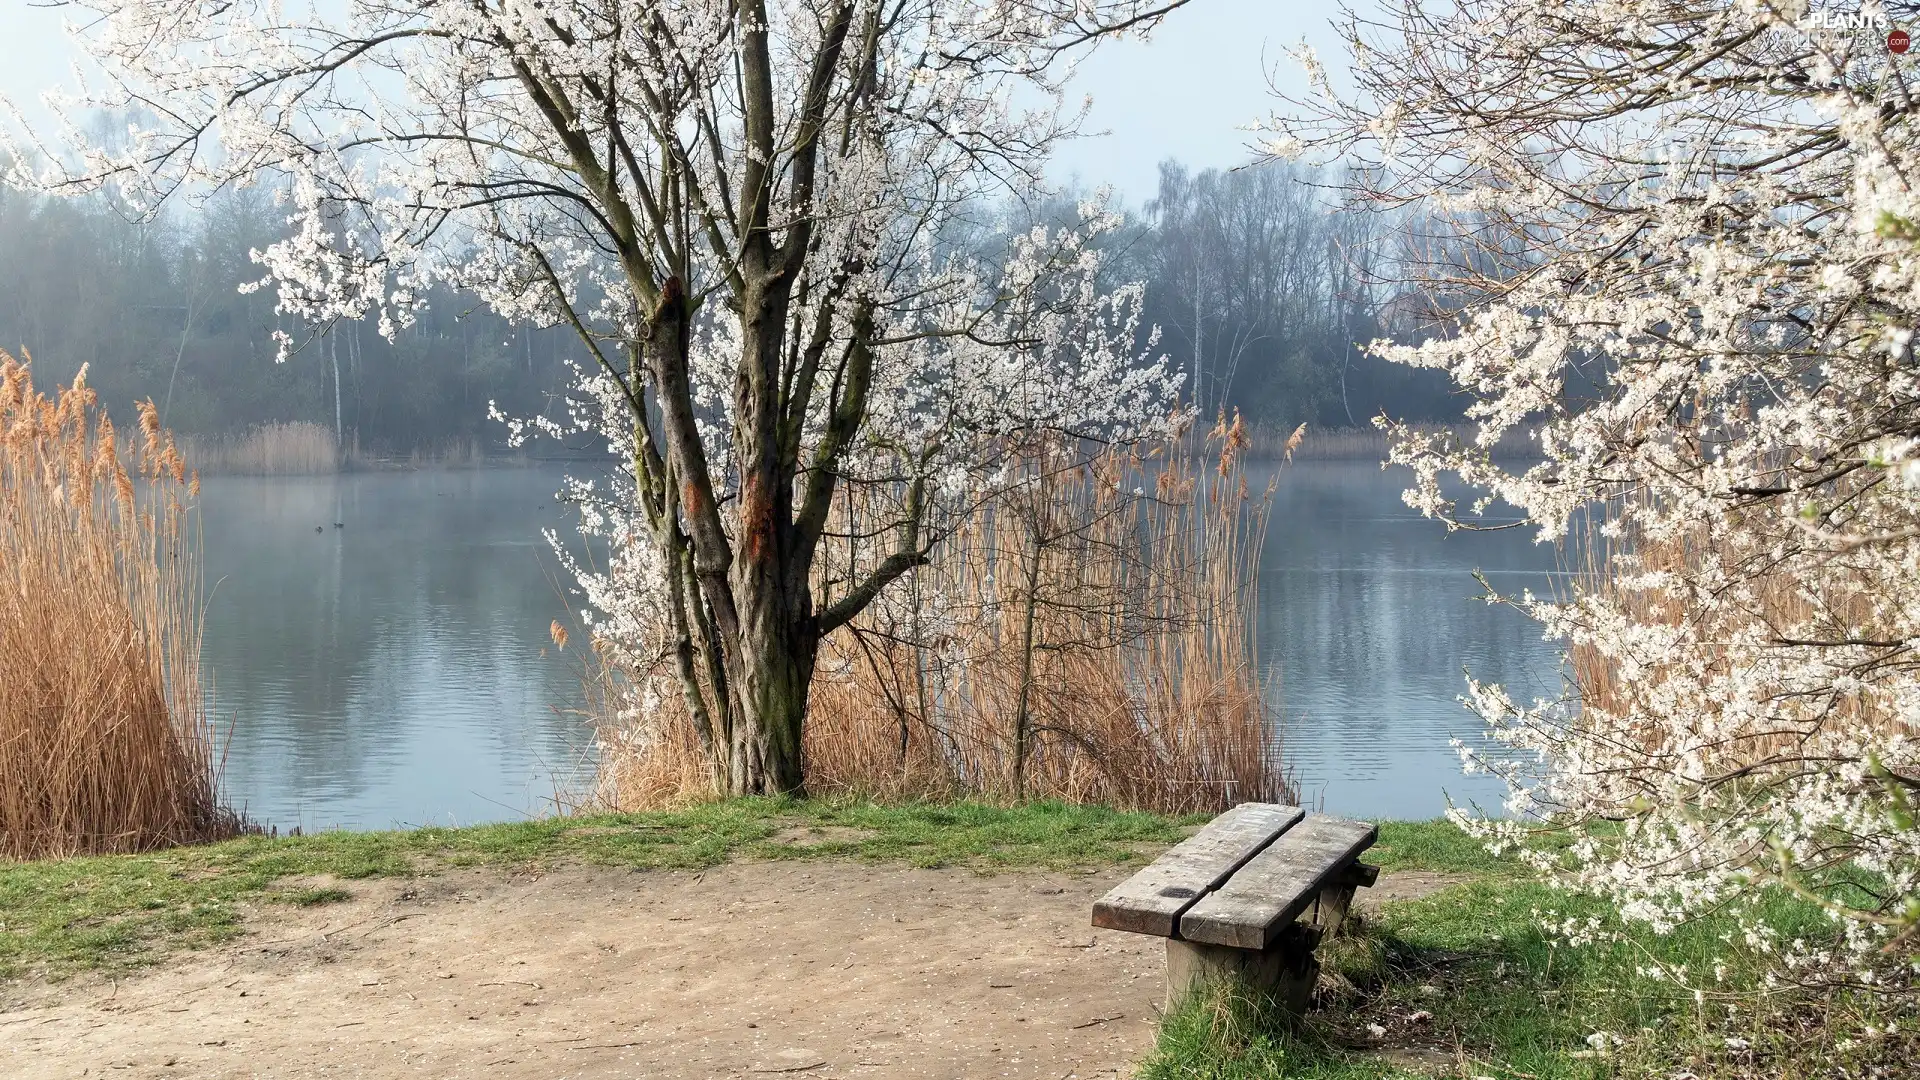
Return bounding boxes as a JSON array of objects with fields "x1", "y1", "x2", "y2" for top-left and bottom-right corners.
[
  {"x1": 196, "y1": 468, "x2": 591, "y2": 830},
  {"x1": 194, "y1": 462, "x2": 1564, "y2": 829},
  {"x1": 1254, "y1": 462, "x2": 1566, "y2": 819}
]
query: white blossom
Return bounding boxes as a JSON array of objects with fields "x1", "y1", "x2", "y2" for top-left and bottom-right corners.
[{"x1": 1276, "y1": 0, "x2": 1920, "y2": 987}]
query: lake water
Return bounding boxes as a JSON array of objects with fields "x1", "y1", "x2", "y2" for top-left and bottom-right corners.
[
  {"x1": 197, "y1": 469, "x2": 592, "y2": 831},
  {"x1": 197, "y1": 462, "x2": 1564, "y2": 829},
  {"x1": 1254, "y1": 463, "x2": 1563, "y2": 819}
]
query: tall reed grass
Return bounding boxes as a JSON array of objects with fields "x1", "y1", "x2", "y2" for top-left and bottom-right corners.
[
  {"x1": 403, "y1": 435, "x2": 488, "y2": 470},
  {"x1": 592, "y1": 416, "x2": 1292, "y2": 814},
  {"x1": 183, "y1": 421, "x2": 339, "y2": 475},
  {"x1": 0, "y1": 352, "x2": 238, "y2": 858}
]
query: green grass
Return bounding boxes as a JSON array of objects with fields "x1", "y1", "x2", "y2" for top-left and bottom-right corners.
[
  {"x1": 0, "y1": 797, "x2": 1187, "y2": 982},
  {"x1": 1138, "y1": 823, "x2": 1912, "y2": 1079},
  {"x1": 1367, "y1": 820, "x2": 1518, "y2": 876}
]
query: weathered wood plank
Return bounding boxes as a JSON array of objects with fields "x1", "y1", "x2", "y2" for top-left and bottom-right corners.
[
  {"x1": 1177, "y1": 816, "x2": 1378, "y2": 950},
  {"x1": 1090, "y1": 803, "x2": 1304, "y2": 937}
]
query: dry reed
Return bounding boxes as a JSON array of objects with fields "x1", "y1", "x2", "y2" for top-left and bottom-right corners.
[
  {"x1": 183, "y1": 421, "x2": 339, "y2": 475},
  {"x1": 0, "y1": 351, "x2": 238, "y2": 858},
  {"x1": 593, "y1": 415, "x2": 1291, "y2": 814}
]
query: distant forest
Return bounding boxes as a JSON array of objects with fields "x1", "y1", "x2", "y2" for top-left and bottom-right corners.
[{"x1": 0, "y1": 159, "x2": 1461, "y2": 456}]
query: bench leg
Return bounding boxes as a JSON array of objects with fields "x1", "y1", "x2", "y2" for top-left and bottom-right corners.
[
  {"x1": 1311, "y1": 882, "x2": 1358, "y2": 936},
  {"x1": 1164, "y1": 924, "x2": 1320, "y2": 1015}
]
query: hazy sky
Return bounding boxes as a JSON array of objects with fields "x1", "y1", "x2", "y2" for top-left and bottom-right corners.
[{"x1": 0, "y1": 1, "x2": 1345, "y2": 204}]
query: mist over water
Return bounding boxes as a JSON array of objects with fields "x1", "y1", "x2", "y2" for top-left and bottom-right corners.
[{"x1": 195, "y1": 462, "x2": 1563, "y2": 829}]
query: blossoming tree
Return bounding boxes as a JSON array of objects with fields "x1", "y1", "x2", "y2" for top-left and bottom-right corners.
[
  {"x1": 13, "y1": 0, "x2": 1189, "y2": 795},
  {"x1": 1274, "y1": 0, "x2": 1920, "y2": 976}
]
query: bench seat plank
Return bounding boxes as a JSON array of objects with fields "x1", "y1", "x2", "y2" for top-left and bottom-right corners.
[
  {"x1": 1177, "y1": 816, "x2": 1378, "y2": 950},
  {"x1": 1091, "y1": 803, "x2": 1303, "y2": 937}
]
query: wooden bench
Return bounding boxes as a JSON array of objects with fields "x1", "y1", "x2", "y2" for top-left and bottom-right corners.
[{"x1": 1090, "y1": 803, "x2": 1378, "y2": 1012}]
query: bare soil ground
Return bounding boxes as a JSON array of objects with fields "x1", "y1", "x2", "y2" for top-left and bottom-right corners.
[{"x1": 0, "y1": 861, "x2": 1462, "y2": 1080}]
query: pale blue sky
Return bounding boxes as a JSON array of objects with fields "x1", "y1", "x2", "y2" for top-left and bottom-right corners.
[{"x1": 0, "y1": 0, "x2": 1345, "y2": 204}]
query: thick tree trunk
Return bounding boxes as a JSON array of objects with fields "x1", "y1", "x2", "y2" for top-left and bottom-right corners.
[
  {"x1": 721, "y1": 282, "x2": 815, "y2": 797},
  {"x1": 641, "y1": 269, "x2": 827, "y2": 798},
  {"x1": 722, "y1": 608, "x2": 817, "y2": 796}
]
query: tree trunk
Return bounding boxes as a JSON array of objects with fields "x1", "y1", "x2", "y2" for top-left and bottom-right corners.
[
  {"x1": 1011, "y1": 515, "x2": 1045, "y2": 801},
  {"x1": 640, "y1": 273, "x2": 828, "y2": 799},
  {"x1": 721, "y1": 282, "x2": 814, "y2": 797},
  {"x1": 723, "y1": 608, "x2": 816, "y2": 796},
  {"x1": 330, "y1": 330, "x2": 343, "y2": 460},
  {"x1": 609, "y1": 0, "x2": 909, "y2": 799}
]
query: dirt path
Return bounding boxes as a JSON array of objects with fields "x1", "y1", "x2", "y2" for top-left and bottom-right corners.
[
  {"x1": 1, "y1": 860, "x2": 1466, "y2": 1079},
  {"x1": 3, "y1": 861, "x2": 1167, "y2": 1079}
]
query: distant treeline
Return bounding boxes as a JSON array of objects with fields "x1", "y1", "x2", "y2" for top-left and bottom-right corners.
[
  {"x1": 0, "y1": 159, "x2": 1462, "y2": 456},
  {"x1": 0, "y1": 183, "x2": 589, "y2": 459},
  {"x1": 1131, "y1": 161, "x2": 1459, "y2": 430}
]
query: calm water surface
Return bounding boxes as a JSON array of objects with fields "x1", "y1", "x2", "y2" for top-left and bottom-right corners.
[
  {"x1": 1254, "y1": 462, "x2": 1564, "y2": 819},
  {"x1": 198, "y1": 469, "x2": 590, "y2": 831},
  {"x1": 199, "y1": 462, "x2": 1564, "y2": 829}
]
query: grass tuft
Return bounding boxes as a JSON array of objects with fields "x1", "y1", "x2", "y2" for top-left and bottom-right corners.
[
  {"x1": 1143, "y1": 980, "x2": 1370, "y2": 1080},
  {"x1": 282, "y1": 887, "x2": 353, "y2": 907}
]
